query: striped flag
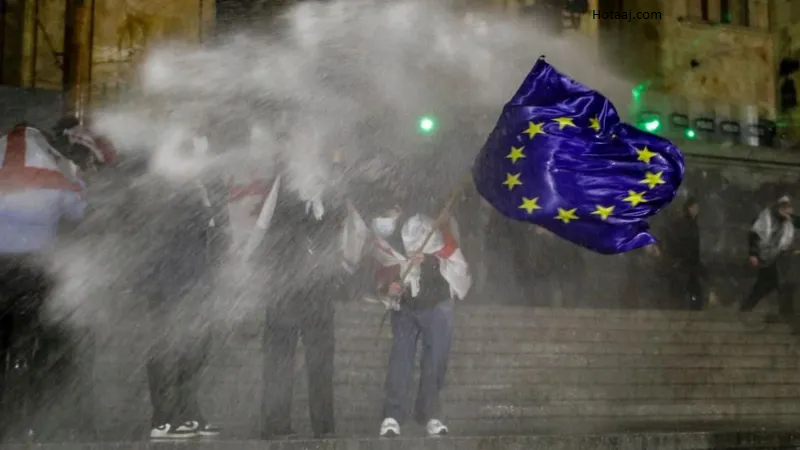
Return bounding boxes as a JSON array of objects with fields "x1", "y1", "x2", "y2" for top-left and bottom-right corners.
[{"x1": 0, "y1": 126, "x2": 83, "y2": 192}]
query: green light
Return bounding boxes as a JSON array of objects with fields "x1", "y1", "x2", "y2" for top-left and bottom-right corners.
[
  {"x1": 684, "y1": 128, "x2": 696, "y2": 139},
  {"x1": 643, "y1": 119, "x2": 660, "y2": 132},
  {"x1": 631, "y1": 81, "x2": 651, "y2": 100},
  {"x1": 418, "y1": 116, "x2": 436, "y2": 134}
]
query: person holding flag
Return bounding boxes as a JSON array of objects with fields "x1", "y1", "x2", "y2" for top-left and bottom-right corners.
[
  {"x1": 342, "y1": 185, "x2": 471, "y2": 438},
  {"x1": 472, "y1": 56, "x2": 684, "y2": 257},
  {"x1": 0, "y1": 122, "x2": 90, "y2": 440}
]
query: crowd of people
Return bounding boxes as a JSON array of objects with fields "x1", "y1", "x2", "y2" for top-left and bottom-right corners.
[
  {"x1": 0, "y1": 117, "x2": 797, "y2": 442},
  {"x1": 0, "y1": 119, "x2": 471, "y2": 441}
]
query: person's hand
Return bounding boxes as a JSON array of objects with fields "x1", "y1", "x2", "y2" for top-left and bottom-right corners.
[
  {"x1": 408, "y1": 252, "x2": 425, "y2": 265},
  {"x1": 749, "y1": 256, "x2": 759, "y2": 267},
  {"x1": 645, "y1": 244, "x2": 661, "y2": 257},
  {"x1": 388, "y1": 282, "x2": 403, "y2": 296}
]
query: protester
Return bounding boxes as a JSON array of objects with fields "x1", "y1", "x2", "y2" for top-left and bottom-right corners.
[
  {"x1": 98, "y1": 130, "x2": 225, "y2": 440},
  {"x1": 361, "y1": 194, "x2": 470, "y2": 438},
  {"x1": 0, "y1": 123, "x2": 89, "y2": 440},
  {"x1": 740, "y1": 196, "x2": 798, "y2": 317},
  {"x1": 255, "y1": 159, "x2": 350, "y2": 440},
  {"x1": 662, "y1": 197, "x2": 705, "y2": 310}
]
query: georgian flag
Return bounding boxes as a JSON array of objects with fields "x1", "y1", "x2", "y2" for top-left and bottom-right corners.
[
  {"x1": 227, "y1": 175, "x2": 281, "y2": 258},
  {"x1": 345, "y1": 206, "x2": 472, "y2": 300},
  {"x1": 0, "y1": 126, "x2": 83, "y2": 192}
]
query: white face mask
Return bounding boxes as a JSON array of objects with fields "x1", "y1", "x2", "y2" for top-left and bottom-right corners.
[{"x1": 372, "y1": 216, "x2": 398, "y2": 237}]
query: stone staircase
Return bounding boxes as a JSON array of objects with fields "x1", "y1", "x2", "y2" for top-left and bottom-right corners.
[
  {"x1": 81, "y1": 304, "x2": 800, "y2": 441},
  {"x1": 6, "y1": 433, "x2": 800, "y2": 450}
]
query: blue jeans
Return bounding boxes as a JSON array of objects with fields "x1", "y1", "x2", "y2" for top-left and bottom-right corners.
[{"x1": 383, "y1": 299, "x2": 454, "y2": 425}]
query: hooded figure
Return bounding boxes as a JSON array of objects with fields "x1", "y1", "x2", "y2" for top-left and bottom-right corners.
[
  {"x1": 740, "y1": 196, "x2": 798, "y2": 315},
  {"x1": 662, "y1": 197, "x2": 705, "y2": 310}
]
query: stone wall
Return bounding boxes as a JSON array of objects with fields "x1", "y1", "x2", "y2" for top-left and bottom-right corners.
[
  {"x1": 658, "y1": 21, "x2": 775, "y2": 118},
  {"x1": 18, "y1": 0, "x2": 214, "y2": 102}
]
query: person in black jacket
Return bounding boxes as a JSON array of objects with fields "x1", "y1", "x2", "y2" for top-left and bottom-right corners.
[
  {"x1": 740, "y1": 196, "x2": 798, "y2": 316},
  {"x1": 259, "y1": 175, "x2": 346, "y2": 440},
  {"x1": 663, "y1": 197, "x2": 705, "y2": 310},
  {"x1": 111, "y1": 136, "x2": 227, "y2": 440}
]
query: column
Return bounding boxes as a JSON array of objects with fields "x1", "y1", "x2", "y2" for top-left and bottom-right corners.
[
  {"x1": 19, "y1": 0, "x2": 36, "y2": 87},
  {"x1": 62, "y1": 0, "x2": 94, "y2": 119}
]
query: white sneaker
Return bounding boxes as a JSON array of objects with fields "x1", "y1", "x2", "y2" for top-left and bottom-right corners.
[
  {"x1": 426, "y1": 419, "x2": 448, "y2": 437},
  {"x1": 149, "y1": 422, "x2": 198, "y2": 439},
  {"x1": 379, "y1": 418, "x2": 400, "y2": 437}
]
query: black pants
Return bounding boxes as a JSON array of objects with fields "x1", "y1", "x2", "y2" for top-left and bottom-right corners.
[
  {"x1": 686, "y1": 272, "x2": 704, "y2": 311},
  {"x1": 261, "y1": 293, "x2": 335, "y2": 438},
  {"x1": 740, "y1": 265, "x2": 794, "y2": 314},
  {"x1": 146, "y1": 299, "x2": 211, "y2": 427},
  {"x1": 0, "y1": 255, "x2": 77, "y2": 440},
  {"x1": 668, "y1": 267, "x2": 704, "y2": 311}
]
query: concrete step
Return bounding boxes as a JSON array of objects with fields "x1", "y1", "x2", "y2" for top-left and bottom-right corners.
[
  {"x1": 201, "y1": 351, "x2": 799, "y2": 370},
  {"x1": 92, "y1": 307, "x2": 798, "y2": 346},
  {"x1": 332, "y1": 340, "x2": 799, "y2": 356},
  {"x1": 334, "y1": 308, "x2": 796, "y2": 334},
  {"x1": 281, "y1": 399, "x2": 800, "y2": 420},
  {"x1": 96, "y1": 325, "x2": 799, "y2": 349},
  {"x1": 6, "y1": 431, "x2": 800, "y2": 450},
  {"x1": 291, "y1": 383, "x2": 800, "y2": 403},
  {"x1": 93, "y1": 361, "x2": 800, "y2": 385},
  {"x1": 331, "y1": 327, "x2": 799, "y2": 345},
  {"x1": 93, "y1": 350, "x2": 800, "y2": 373},
  {"x1": 90, "y1": 382, "x2": 800, "y2": 424}
]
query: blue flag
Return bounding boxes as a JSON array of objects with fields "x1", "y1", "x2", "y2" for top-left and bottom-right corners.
[{"x1": 472, "y1": 58, "x2": 685, "y2": 254}]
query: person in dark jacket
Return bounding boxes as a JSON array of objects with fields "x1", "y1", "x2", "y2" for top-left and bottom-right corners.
[
  {"x1": 663, "y1": 197, "x2": 705, "y2": 310},
  {"x1": 113, "y1": 135, "x2": 227, "y2": 440},
  {"x1": 740, "y1": 196, "x2": 798, "y2": 316},
  {"x1": 258, "y1": 174, "x2": 347, "y2": 440}
]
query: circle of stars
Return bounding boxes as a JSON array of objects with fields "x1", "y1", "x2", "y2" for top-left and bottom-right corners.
[{"x1": 500, "y1": 115, "x2": 667, "y2": 226}]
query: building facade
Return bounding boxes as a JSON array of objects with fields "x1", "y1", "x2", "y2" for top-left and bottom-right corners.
[
  {"x1": 0, "y1": 0, "x2": 214, "y2": 114},
  {"x1": 599, "y1": 0, "x2": 800, "y2": 151}
]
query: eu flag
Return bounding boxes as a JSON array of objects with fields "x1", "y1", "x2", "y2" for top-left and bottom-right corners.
[{"x1": 473, "y1": 58, "x2": 684, "y2": 254}]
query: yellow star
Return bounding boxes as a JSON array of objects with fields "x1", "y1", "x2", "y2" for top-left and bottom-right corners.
[
  {"x1": 636, "y1": 146, "x2": 657, "y2": 164},
  {"x1": 523, "y1": 122, "x2": 545, "y2": 139},
  {"x1": 555, "y1": 208, "x2": 579, "y2": 224},
  {"x1": 589, "y1": 116, "x2": 601, "y2": 132},
  {"x1": 506, "y1": 146, "x2": 526, "y2": 164},
  {"x1": 640, "y1": 171, "x2": 665, "y2": 190},
  {"x1": 502, "y1": 173, "x2": 523, "y2": 190},
  {"x1": 623, "y1": 190, "x2": 647, "y2": 207},
  {"x1": 591, "y1": 205, "x2": 614, "y2": 220},
  {"x1": 519, "y1": 197, "x2": 541, "y2": 214},
  {"x1": 553, "y1": 117, "x2": 577, "y2": 130}
]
